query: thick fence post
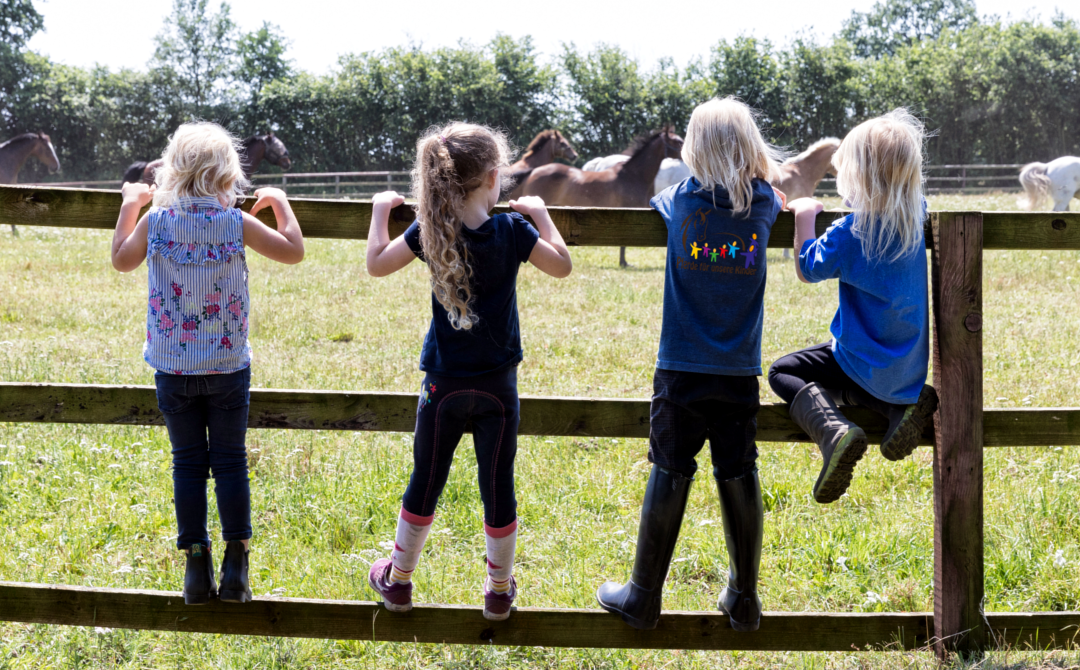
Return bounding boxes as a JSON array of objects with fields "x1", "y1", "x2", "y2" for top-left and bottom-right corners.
[{"x1": 931, "y1": 212, "x2": 985, "y2": 658}]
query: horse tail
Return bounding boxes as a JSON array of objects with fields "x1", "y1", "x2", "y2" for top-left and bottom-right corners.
[
  {"x1": 123, "y1": 161, "x2": 148, "y2": 185},
  {"x1": 1018, "y1": 162, "x2": 1051, "y2": 210}
]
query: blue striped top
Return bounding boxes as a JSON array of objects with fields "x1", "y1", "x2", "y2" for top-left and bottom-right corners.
[{"x1": 143, "y1": 196, "x2": 251, "y2": 374}]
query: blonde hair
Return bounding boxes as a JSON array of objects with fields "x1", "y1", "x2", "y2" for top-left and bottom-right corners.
[
  {"x1": 681, "y1": 97, "x2": 783, "y2": 217},
  {"x1": 152, "y1": 122, "x2": 250, "y2": 209},
  {"x1": 413, "y1": 122, "x2": 512, "y2": 330},
  {"x1": 833, "y1": 109, "x2": 926, "y2": 262}
]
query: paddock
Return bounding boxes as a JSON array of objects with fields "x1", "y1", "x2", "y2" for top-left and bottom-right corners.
[{"x1": 1, "y1": 184, "x2": 1080, "y2": 662}]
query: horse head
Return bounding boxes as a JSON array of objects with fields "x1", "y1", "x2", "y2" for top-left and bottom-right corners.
[
  {"x1": 661, "y1": 128, "x2": 684, "y2": 160},
  {"x1": 679, "y1": 207, "x2": 710, "y2": 250},
  {"x1": 552, "y1": 131, "x2": 579, "y2": 163},
  {"x1": 263, "y1": 132, "x2": 291, "y2": 171},
  {"x1": 34, "y1": 133, "x2": 60, "y2": 173}
]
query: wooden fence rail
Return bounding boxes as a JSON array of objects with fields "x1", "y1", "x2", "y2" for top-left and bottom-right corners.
[
  {"x1": 4, "y1": 184, "x2": 1080, "y2": 659},
  {"x1": 4, "y1": 382, "x2": 1080, "y2": 447}
]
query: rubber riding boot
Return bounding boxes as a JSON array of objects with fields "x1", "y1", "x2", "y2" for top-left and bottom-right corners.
[
  {"x1": 715, "y1": 468, "x2": 763, "y2": 632},
  {"x1": 218, "y1": 540, "x2": 252, "y2": 603},
  {"x1": 841, "y1": 385, "x2": 939, "y2": 461},
  {"x1": 789, "y1": 383, "x2": 868, "y2": 504},
  {"x1": 183, "y1": 543, "x2": 217, "y2": 605},
  {"x1": 596, "y1": 465, "x2": 693, "y2": 629}
]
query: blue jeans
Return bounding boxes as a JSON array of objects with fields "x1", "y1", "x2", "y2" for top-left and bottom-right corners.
[
  {"x1": 154, "y1": 367, "x2": 252, "y2": 550},
  {"x1": 401, "y1": 367, "x2": 520, "y2": 528}
]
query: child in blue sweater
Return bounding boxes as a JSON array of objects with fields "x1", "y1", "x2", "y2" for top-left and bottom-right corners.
[
  {"x1": 769, "y1": 109, "x2": 938, "y2": 504},
  {"x1": 597, "y1": 98, "x2": 784, "y2": 632}
]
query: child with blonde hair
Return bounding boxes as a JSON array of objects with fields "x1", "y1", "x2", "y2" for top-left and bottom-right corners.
[
  {"x1": 768, "y1": 108, "x2": 938, "y2": 504},
  {"x1": 597, "y1": 97, "x2": 785, "y2": 632},
  {"x1": 365, "y1": 122, "x2": 572, "y2": 620},
  {"x1": 111, "y1": 122, "x2": 305, "y2": 605}
]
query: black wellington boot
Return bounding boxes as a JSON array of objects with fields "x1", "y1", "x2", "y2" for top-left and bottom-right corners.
[
  {"x1": 715, "y1": 468, "x2": 763, "y2": 632},
  {"x1": 218, "y1": 540, "x2": 252, "y2": 603},
  {"x1": 789, "y1": 383, "x2": 868, "y2": 504},
  {"x1": 840, "y1": 385, "x2": 939, "y2": 462},
  {"x1": 183, "y1": 543, "x2": 217, "y2": 605},
  {"x1": 596, "y1": 465, "x2": 692, "y2": 630}
]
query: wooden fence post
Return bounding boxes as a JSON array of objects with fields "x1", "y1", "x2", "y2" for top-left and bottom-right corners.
[{"x1": 931, "y1": 212, "x2": 985, "y2": 658}]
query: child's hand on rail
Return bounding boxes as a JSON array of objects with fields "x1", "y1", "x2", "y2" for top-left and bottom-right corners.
[
  {"x1": 772, "y1": 186, "x2": 788, "y2": 211},
  {"x1": 508, "y1": 195, "x2": 548, "y2": 219},
  {"x1": 787, "y1": 197, "x2": 824, "y2": 217},
  {"x1": 372, "y1": 191, "x2": 405, "y2": 209},
  {"x1": 249, "y1": 188, "x2": 289, "y2": 216},
  {"x1": 121, "y1": 182, "x2": 155, "y2": 208}
]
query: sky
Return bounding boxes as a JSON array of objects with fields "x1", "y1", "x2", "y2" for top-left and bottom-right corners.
[{"x1": 26, "y1": 0, "x2": 1079, "y2": 74}]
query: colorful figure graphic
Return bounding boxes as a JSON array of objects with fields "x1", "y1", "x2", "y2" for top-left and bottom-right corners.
[
  {"x1": 419, "y1": 382, "x2": 437, "y2": 410},
  {"x1": 690, "y1": 241, "x2": 701, "y2": 259},
  {"x1": 728, "y1": 241, "x2": 740, "y2": 259},
  {"x1": 703, "y1": 243, "x2": 710, "y2": 259},
  {"x1": 710, "y1": 248, "x2": 719, "y2": 262},
  {"x1": 744, "y1": 245, "x2": 757, "y2": 268},
  {"x1": 720, "y1": 246, "x2": 727, "y2": 259}
]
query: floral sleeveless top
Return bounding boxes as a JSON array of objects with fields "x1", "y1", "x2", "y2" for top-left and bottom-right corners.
[{"x1": 143, "y1": 196, "x2": 251, "y2": 375}]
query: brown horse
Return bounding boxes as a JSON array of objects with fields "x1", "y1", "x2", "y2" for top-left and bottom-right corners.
[
  {"x1": 773, "y1": 137, "x2": 840, "y2": 259},
  {"x1": 123, "y1": 132, "x2": 293, "y2": 186},
  {"x1": 514, "y1": 128, "x2": 684, "y2": 266},
  {"x1": 502, "y1": 129, "x2": 578, "y2": 197},
  {"x1": 1, "y1": 132, "x2": 61, "y2": 235}
]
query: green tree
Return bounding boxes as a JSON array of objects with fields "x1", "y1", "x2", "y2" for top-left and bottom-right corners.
[
  {"x1": 841, "y1": 0, "x2": 978, "y2": 58},
  {"x1": 559, "y1": 43, "x2": 651, "y2": 158},
  {"x1": 236, "y1": 22, "x2": 292, "y2": 104},
  {"x1": 0, "y1": 0, "x2": 45, "y2": 129},
  {"x1": 709, "y1": 37, "x2": 787, "y2": 141},
  {"x1": 780, "y1": 37, "x2": 860, "y2": 147},
  {"x1": 150, "y1": 0, "x2": 238, "y2": 115}
]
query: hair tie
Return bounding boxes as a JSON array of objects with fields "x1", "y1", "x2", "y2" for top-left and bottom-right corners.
[{"x1": 438, "y1": 135, "x2": 446, "y2": 144}]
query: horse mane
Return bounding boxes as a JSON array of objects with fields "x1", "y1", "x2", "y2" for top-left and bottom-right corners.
[
  {"x1": 625, "y1": 128, "x2": 671, "y2": 159},
  {"x1": 0, "y1": 133, "x2": 45, "y2": 149},
  {"x1": 783, "y1": 137, "x2": 840, "y2": 165},
  {"x1": 123, "y1": 161, "x2": 149, "y2": 184},
  {"x1": 520, "y1": 130, "x2": 559, "y2": 160}
]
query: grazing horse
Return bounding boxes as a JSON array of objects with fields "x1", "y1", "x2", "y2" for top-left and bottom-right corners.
[
  {"x1": 1019, "y1": 157, "x2": 1080, "y2": 211},
  {"x1": 1, "y1": 132, "x2": 61, "y2": 235},
  {"x1": 515, "y1": 128, "x2": 684, "y2": 267},
  {"x1": 772, "y1": 137, "x2": 841, "y2": 258},
  {"x1": 122, "y1": 132, "x2": 292, "y2": 186},
  {"x1": 582, "y1": 154, "x2": 690, "y2": 196}
]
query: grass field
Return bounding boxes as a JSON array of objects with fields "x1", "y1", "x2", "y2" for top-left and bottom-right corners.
[{"x1": 1, "y1": 191, "x2": 1079, "y2": 668}]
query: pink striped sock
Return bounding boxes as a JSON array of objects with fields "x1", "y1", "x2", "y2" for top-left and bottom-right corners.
[
  {"x1": 485, "y1": 519, "x2": 518, "y2": 593},
  {"x1": 390, "y1": 507, "x2": 433, "y2": 585}
]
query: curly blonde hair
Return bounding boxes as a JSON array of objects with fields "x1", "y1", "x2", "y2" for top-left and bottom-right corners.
[
  {"x1": 833, "y1": 108, "x2": 926, "y2": 262},
  {"x1": 413, "y1": 122, "x2": 512, "y2": 330},
  {"x1": 682, "y1": 97, "x2": 783, "y2": 217},
  {"x1": 153, "y1": 122, "x2": 250, "y2": 209}
]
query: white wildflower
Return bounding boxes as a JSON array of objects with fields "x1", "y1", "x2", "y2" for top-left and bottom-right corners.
[
  {"x1": 836, "y1": 556, "x2": 849, "y2": 572},
  {"x1": 1053, "y1": 550, "x2": 1067, "y2": 568}
]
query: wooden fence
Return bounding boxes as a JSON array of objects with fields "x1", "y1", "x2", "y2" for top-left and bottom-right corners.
[
  {"x1": 1, "y1": 184, "x2": 1080, "y2": 659},
  {"x1": 29, "y1": 163, "x2": 1029, "y2": 198}
]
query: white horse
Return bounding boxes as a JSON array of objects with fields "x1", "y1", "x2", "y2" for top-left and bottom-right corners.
[
  {"x1": 1019, "y1": 157, "x2": 1080, "y2": 211},
  {"x1": 581, "y1": 154, "x2": 690, "y2": 196}
]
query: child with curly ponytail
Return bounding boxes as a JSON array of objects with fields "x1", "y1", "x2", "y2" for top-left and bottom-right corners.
[{"x1": 365, "y1": 122, "x2": 573, "y2": 620}]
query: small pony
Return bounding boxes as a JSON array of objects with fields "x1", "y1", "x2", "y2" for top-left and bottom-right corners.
[{"x1": 1019, "y1": 156, "x2": 1080, "y2": 211}]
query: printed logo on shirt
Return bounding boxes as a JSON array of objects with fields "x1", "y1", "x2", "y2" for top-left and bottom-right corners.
[{"x1": 678, "y1": 208, "x2": 759, "y2": 275}]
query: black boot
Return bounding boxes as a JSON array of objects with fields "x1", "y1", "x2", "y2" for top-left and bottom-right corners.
[
  {"x1": 841, "y1": 385, "x2": 938, "y2": 461},
  {"x1": 715, "y1": 469, "x2": 763, "y2": 632},
  {"x1": 596, "y1": 465, "x2": 692, "y2": 630},
  {"x1": 219, "y1": 540, "x2": 252, "y2": 603},
  {"x1": 789, "y1": 383, "x2": 868, "y2": 504},
  {"x1": 183, "y1": 543, "x2": 217, "y2": 605}
]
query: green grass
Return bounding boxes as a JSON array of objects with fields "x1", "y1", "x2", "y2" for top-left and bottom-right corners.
[{"x1": 1, "y1": 191, "x2": 1079, "y2": 668}]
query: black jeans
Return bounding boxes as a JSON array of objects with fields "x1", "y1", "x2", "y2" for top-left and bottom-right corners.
[
  {"x1": 648, "y1": 368, "x2": 760, "y2": 481},
  {"x1": 767, "y1": 342, "x2": 860, "y2": 404},
  {"x1": 401, "y1": 367, "x2": 520, "y2": 528},
  {"x1": 154, "y1": 367, "x2": 252, "y2": 550}
]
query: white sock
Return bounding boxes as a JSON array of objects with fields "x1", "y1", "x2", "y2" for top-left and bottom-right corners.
[
  {"x1": 390, "y1": 508, "x2": 432, "y2": 584},
  {"x1": 485, "y1": 519, "x2": 518, "y2": 593}
]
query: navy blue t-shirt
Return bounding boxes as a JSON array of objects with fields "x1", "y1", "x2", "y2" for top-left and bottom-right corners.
[
  {"x1": 650, "y1": 177, "x2": 782, "y2": 376},
  {"x1": 404, "y1": 212, "x2": 540, "y2": 377}
]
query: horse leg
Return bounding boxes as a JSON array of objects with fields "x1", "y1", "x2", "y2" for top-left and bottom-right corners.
[
  {"x1": 619, "y1": 246, "x2": 628, "y2": 268},
  {"x1": 782, "y1": 248, "x2": 791, "y2": 261},
  {"x1": 10, "y1": 225, "x2": 17, "y2": 237}
]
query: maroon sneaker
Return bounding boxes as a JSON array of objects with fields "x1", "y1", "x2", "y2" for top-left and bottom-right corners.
[
  {"x1": 368, "y1": 558, "x2": 413, "y2": 612},
  {"x1": 483, "y1": 576, "x2": 517, "y2": 621}
]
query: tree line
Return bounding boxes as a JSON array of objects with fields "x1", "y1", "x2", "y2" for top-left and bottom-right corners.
[{"x1": 2, "y1": 0, "x2": 1079, "y2": 182}]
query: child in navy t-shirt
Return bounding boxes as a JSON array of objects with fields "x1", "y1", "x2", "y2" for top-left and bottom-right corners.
[
  {"x1": 597, "y1": 97, "x2": 784, "y2": 633},
  {"x1": 364, "y1": 122, "x2": 573, "y2": 621},
  {"x1": 769, "y1": 108, "x2": 938, "y2": 505}
]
